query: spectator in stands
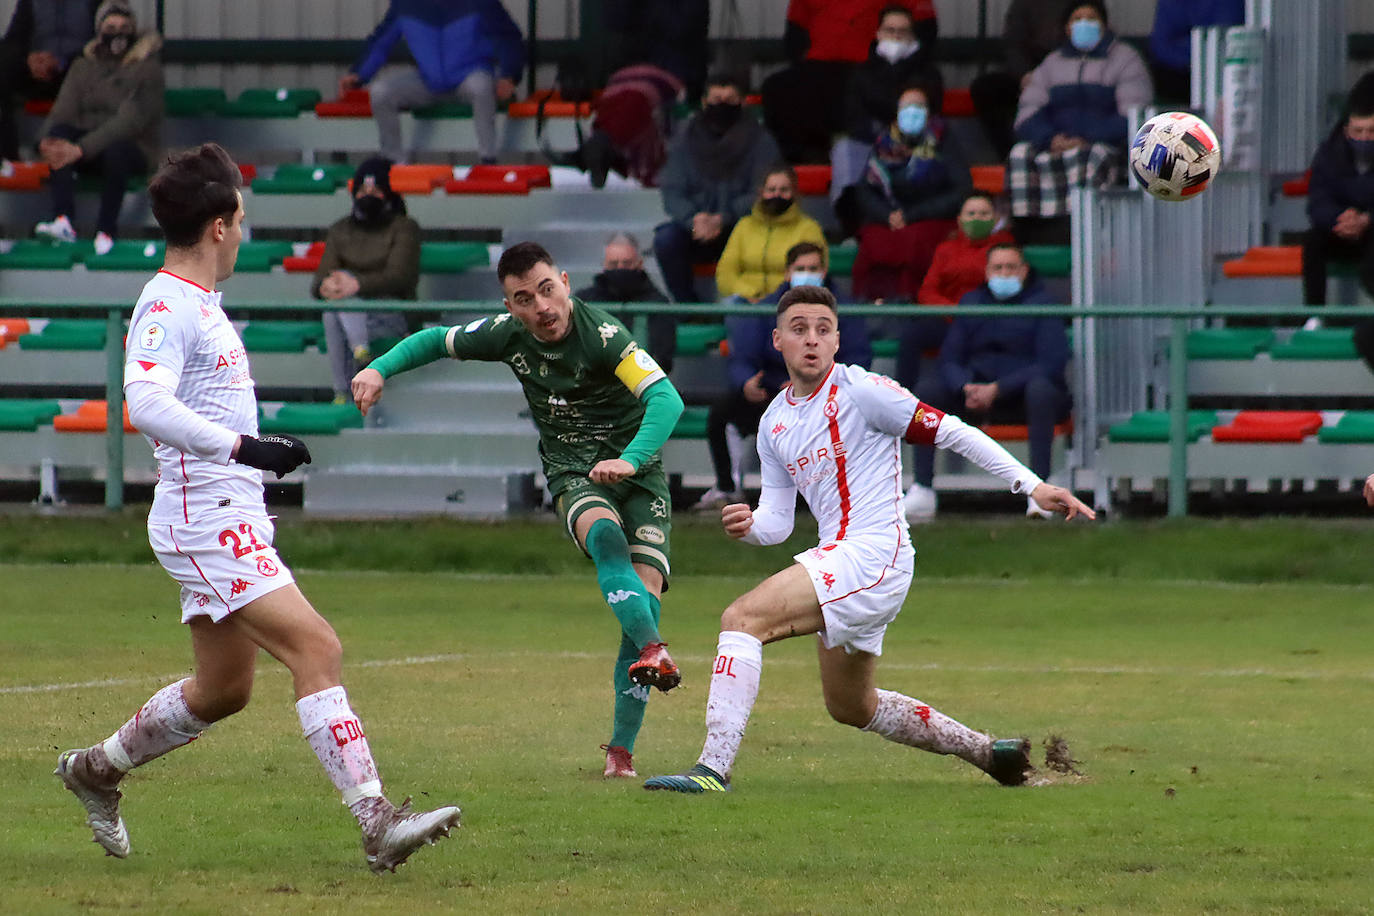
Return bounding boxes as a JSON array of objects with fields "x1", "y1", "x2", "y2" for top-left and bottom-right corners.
[
  {"x1": 654, "y1": 73, "x2": 781, "y2": 304},
  {"x1": 850, "y1": 82, "x2": 971, "y2": 304},
  {"x1": 905, "y1": 243, "x2": 1069, "y2": 523},
  {"x1": 694, "y1": 241, "x2": 872, "y2": 509},
  {"x1": 894, "y1": 191, "x2": 1017, "y2": 389},
  {"x1": 1008, "y1": 2, "x2": 1151, "y2": 234},
  {"x1": 1147, "y1": 0, "x2": 1244, "y2": 106},
  {"x1": 312, "y1": 158, "x2": 421, "y2": 405},
  {"x1": 575, "y1": 232, "x2": 677, "y2": 373},
  {"x1": 578, "y1": 64, "x2": 684, "y2": 189},
  {"x1": 715, "y1": 163, "x2": 828, "y2": 303},
  {"x1": 763, "y1": 0, "x2": 937, "y2": 164},
  {"x1": 341, "y1": 0, "x2": 523, "y2": 165},
  {"x1": 33, "y1": 1, "x2": 161, "y2": 255},
  {"x1": 969, "y1": 0, "x2": 1072, "y2": 159},
  {"x1": 604, "y1": 0, "x2": 709, "y2": 104},
  {"x1": 0, "y1": 0, "x2": 95, "y2": 164},
  {"x1": 832, "y1": 4, "x2": 945, "y2": 231}
]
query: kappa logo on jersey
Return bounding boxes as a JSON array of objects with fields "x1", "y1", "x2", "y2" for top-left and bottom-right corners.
[
  {"x1": 256, "y1": 556, "x2": 278, "y2": 577},
  {"x1": 621, "y1": 683, "x2": 651, "y2": 702},
  {"x1": 228, "y1": 578, "x2": 253, "y2": 597},
  {"x1": 141, "y1": 323, "x2": 166, "y2": 350},
  {"x1": 821, "y1": 571, "x2": 836, "y2": 591},
  {"x1": 771, "y1": 422, "x2": 787, "y2": 435},
  {"x1": 148, "y1": 301, "x2": 171, "y2": 314},
  {"x1": 823, "y1": 399, "x2": 839, "y2": 418},
  {"x1": 605, "y1": 588, "x2": 641, "y2": 605},
  {"x1": 597, "y1": 322, "x2": 619, "y2": 347}
]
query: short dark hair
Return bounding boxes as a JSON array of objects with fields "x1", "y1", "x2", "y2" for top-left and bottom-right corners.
[
  {"x1": 785, "y1": 241, "x2": 826, "y2": 268},
  {"x1": 1063, "y1": 1, "x2": 1108, "y2": 27},
  {"x1": 148, "y1": 143, "x2": 242, "y2": 249},
  {"x1": 1348, "y1": 71, "x2": 1374, "y2": 119},
  {"x1": 961, "y1": 190, "x2": 996, "y2": 209},
  {"x1": 761, "y1": 161, "x2": 798, "y2": 192},
  {"x1": 497, "y1": 241, "x2": 556, "y2": 282},
  {"x1": 987, "y1": 242, "x2": 1025, "y2": 263},
  {"x1": 877, "y1": 5, "x2": 916, "y2": 28},
  {"x1": 777, "y1": 284, "x2": 838, "y2": 316},
  {"x1": 705, "y1": 71, "x2": 747, "y2": 96}
]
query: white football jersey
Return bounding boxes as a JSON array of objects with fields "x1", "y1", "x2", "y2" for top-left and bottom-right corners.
[{"x1": 124, "y1": 269, "x2": 262, "y2": 523}]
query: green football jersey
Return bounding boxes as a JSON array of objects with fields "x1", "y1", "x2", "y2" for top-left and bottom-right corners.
[{"x1": 444, "y1": 299, "x2": 669, "y2": 479}]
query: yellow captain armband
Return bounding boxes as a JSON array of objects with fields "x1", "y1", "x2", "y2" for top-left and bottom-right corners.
[{"x1": 613, "y1": 346, "x2": 667, "y2": 397}]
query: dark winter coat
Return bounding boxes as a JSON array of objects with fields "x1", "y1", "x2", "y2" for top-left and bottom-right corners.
[
  {"x1": 843, "y1": 43, "x2": 945, "y2": 144},
  {"x1": 1306, "y1": 128, "x2": 1374, "y2": 232},
  {"x1": 42, "y1": 30, "x2": 163, "y2": 165},
  {"x1": 311, "y1": 214, "x2": 421, "y2": 301},
  {"x1": 939, "y1": 273, "x2": 1069, "y2": 397},
  {"x1": 658, "y1": 115, "x2": 781, "y2": 230}
]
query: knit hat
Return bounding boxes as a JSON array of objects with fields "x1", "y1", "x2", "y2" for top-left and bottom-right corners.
[
  {"x1": 350, "y1": 157, "x2": 406, "y2": 216},
  {"x1": 95, "y1": 1, "x2": 136, "y2": 29},
  {"x1": 1348, "y1": 71, "x2": 1374, "y2": 118}
]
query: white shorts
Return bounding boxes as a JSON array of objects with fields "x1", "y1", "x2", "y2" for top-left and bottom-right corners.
[
  {"x1": 148, "y1": 507, "x2": 296, "y2": 623},
  {"x1": 794, "y1": 537, "x2": 914, "y2": 656}
]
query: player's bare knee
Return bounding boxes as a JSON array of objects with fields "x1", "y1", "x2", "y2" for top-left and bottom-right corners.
[
  {"x1": 719, "y1": 598, "x2": 762, "y2": 638},
  {"x1": 824, "y1": 695, "x2": 872, "y2": 728},
  {"x1": 189, "y1": 676, "x2": 252, "y2": 722}
]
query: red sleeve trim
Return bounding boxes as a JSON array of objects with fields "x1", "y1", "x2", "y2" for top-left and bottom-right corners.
[{"x1": 903, "y1": 402, "x2": 945, "y2": 445}]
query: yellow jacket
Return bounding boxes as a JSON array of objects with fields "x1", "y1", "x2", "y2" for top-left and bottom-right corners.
[{"x1": 715, "y1": 200, "x2": 828, "y2": 300}]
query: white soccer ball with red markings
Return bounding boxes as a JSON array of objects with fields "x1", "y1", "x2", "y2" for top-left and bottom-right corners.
[{"x1": 1129, "y1": 111, "x2": 1221, "y2": 201}]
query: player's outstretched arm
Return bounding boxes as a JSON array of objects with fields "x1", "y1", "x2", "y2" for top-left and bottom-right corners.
[{"x1": 1028, "y1": 482, "x2": 1096, "y2": 521}]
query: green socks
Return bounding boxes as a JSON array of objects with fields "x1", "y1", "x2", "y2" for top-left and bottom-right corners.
[
  {"x1": 585, "y1": 518, "x2": 660, "y2": 650},
  {"x1": 608, "y1": 581, "x2": 664, "y2": 752}
]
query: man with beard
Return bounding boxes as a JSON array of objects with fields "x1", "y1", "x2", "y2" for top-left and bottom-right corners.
[{"x1": 576, "y1": 232, "x2": 676, "y2": 373}]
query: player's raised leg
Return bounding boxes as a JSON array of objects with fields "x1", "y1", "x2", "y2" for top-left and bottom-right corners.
[
  {"x1": 225, "y1": 583, "x2": 461, "y2": 873},
  {"x1": 817, "y1": 639, "x2": 1032, "y2": 786}
]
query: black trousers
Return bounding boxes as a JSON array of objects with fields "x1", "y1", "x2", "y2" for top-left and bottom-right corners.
[
  {"x1": 705, "y1": 387, "x2": 769, "y2": 492},
  {"x1": 0, "y1": 43, "x2": 62, "y2": 160},
  {"x1": 46, "y1": 122, "x2": 147, "y2": 236},
  {"x1": 1301, "y1": 227, "x2": 1374, "y2": 306},
  {"x1": 760, "y1": 60, "x2": 854, "y2": 164}
]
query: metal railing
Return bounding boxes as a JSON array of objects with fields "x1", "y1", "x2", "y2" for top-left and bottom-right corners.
[{"x1": 3, "y1": 297, "x2": 1373, "y2": 519}]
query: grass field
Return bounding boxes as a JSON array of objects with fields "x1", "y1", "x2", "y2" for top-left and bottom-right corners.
[{"x1": 3, "y1": 515, "x2": 1374, "y2": 914}]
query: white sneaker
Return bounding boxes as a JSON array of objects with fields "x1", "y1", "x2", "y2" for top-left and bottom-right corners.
[
  {"x1": 693, "y1": 486, "x2": 741, "y2": 512},
  {"x1": 35, "y1": 214, "x2": 76, "y2": 244},
  {"x1": 360, "y1": 796, "x2": 462, "y2": 874},
  {"x1": 55, "y1": 748, "x2": 130, "y2": 858},
  {"x1": 903, "y1": 482, "x2": 937, "y2": 524},
  {"x1": 1302, "y1": 316, "x2": 1323, "y2": 331},
  {"x1": 0, "y1": 159, "x2": 14, "y2": 178},
  {"x1": 93, "y1": 231, "x2": 114, "y2": 256},
  {"x1": 1026, "y1": 495, "x2": 1056, "y2": 519}
]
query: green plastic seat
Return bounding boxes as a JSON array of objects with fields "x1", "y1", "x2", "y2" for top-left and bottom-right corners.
[
  {"x1": 220, "y1": 87, "x2": 322, "y2": 118},
  {"x1": 0, "y1": 399, "x2": 62, "y2": 431},
  {"x1": 420, "y1": 242, "x2": 490, "y2": 273},
  {"x1": 413, "y1": 101, "x2": 474, "y2": 119},
  {"x1": 164, "y1": 87, "x2": 227, "y2": 116},
  {"x1": 81, "y1": 240, "x2": 164, "y2": 271},
  {"x1": 674, "y1": 323, "x2": 726, "y2": 356},
  {"x1": 1316, "y1": 411, "x2": 1374, "y2": 443},
  {"x1": 233, "y1": 240, "x2": 296, "y2": 273},
  {"x1": 18, "y1": 319, "x2": 109, "y2": 350},
  {"x1": 671, "y1": 406, "x2": 709, "y2": 439},
  {"x1": 827, "y1": 243, "x2": 858, "y2": 277},
  {"x1": 1023, "y1": 244, "x2": 1072, "y2": 278},
  {"x1": 0, "y1": 240, "x2": 79, "y2": 269},
  {"x1": 241, "y1": 321, "x2": 326, "y2": 352},
  {"x1": 870, "y1": 338, "x2": 900, "y2": 359},
  {"x1": 272, "y1": 162, "x2": 355, "y2": 183},
  {"x1": 1270, "y1": 328, "x2": 1358, "y2": 360},
  {"x1": 1106, "y1": 410, "x2": 1219, "y2": 443},
  {"x1": 260, "y1": 402, "x2": 364, "y2": 435},
  {"x1": 1186, "y1": 328, "x2": 1274, "y2": 359}
]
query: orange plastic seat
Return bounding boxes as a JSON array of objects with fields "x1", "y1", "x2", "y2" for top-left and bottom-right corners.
[
  {"x1": 970, "y1": 164, "x2": 1006, "y2": 195},
  {"x1": 0, "y1": 160, "x2": 49, "y2": 190},
  {"x1": 54, "y1": 400, "x2": 136, "y2": 433},
  {"x1": 467, "y1": 163, "x2": 551, "y2": 187},
  {"x1": 942, "y1": 87, "x2": 975, "y2": 117},
  {"x1": 981, "y1": 419, "x2": 1074, "y2": 441},
  {"x1": 506, "y1": 92, "x2": 593, "y2": 118},
  {"x1": 1210, "y1": 410, "x2": 1323, "y2": 443},
  {"x1": 315, "y1": 89, "x2": 372, "y2": 117},
  {"x1": 282, "y1": 241, "x2": 326, "y2": 273},
  {"x1": 1221, "y1": 245, "x2": 1302, "y2": 278}
]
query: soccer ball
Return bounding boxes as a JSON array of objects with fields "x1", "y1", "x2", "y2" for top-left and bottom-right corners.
[{"x1": 1129, "y1": 112, "x2": 1221, "y2": 201}]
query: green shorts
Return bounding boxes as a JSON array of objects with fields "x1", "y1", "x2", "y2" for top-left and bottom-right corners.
[{"x1": 551, "y1": 466, "x2": 672, "y2": 587}]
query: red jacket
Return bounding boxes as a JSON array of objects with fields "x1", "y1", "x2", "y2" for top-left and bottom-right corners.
[
  {"x1": 916, "y1": 229, "x2": 1017, "y2": 306},
  {"x1": 786, "y1": 0, "x2": 936, "y2": 63}
]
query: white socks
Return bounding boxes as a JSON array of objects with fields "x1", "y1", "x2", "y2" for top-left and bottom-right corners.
[
  {"x1": 697, "y1": 630, "x2": 763, "y2": 778},
  {"x1": 296, "y1": 686, "x2": 384, "y2": 809},
  {"x1": 102, "y1": 678, "x2": 210, "y2": 773},
  {"x1": 862, "y1": 688, "x2": 991, "y2": 769}
]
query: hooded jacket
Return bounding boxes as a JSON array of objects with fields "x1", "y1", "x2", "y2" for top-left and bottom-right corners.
[
  {"x1": 939, "y1": 272, "x2": 1069, "y2": 397},
  {"x1": 1014, "y1": 29, "x2": 1152, "y2": 150},
  {"x1": 42, "y1": 27, "x2": 162, "y2": 165},
  {"x1": 714, "y1": 199, "x2": 828, "y2": 301},
  {"x1": 352, "y1": 0, "x2": 524, "y2": 93}
]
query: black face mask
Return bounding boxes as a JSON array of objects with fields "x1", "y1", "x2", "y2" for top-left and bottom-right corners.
[
  {"x1": 701, "y1": 102, "x2": 743, "y2": 135},
  {"x1": 758, "y1": 196, "x2": 791, "y2": 216},
  {"x1": 351, "y1": 194, "x2": 388, "y2": 226},
  {"x1": 98, "y1": 31, "x2": 134, "y2": 58},
  {"x1": 601, "y1": 268, "x2": 647, "y2": 298}
]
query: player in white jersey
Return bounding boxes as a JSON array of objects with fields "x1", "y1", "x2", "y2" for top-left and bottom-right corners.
[
  {"x1": 53, "y1": 143, "x2": 460, "y2": 873},
  {"x1": 645, "y1": 284, "x2": 1094, "y2": 793}
]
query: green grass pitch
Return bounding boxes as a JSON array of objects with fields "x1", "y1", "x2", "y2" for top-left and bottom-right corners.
[{"x1": 2, "y1": 517, "x2": 1374, "y2": 913}]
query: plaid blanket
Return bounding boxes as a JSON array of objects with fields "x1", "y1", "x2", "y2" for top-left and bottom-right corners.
[{"x1": 1008, "y1": 141, "x2": 1122, "y2": 218}]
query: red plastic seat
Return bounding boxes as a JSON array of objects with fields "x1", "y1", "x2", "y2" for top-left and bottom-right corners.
[
  {"x1": 1282, "y1": 171, "x2": 1310, "y2": 197},
  {"x1": 282, "y1": 241, "x2": 326, "y2": 273},
  {"x1": 794, "y1": 164, "x2": 831, "y2": 196},
  {"x1": 238, "y1": 163, "x2": 258, "y2": 183},
  {"x1": 1221, "y1": 245, "x2": 1302, "y2": 278},
  {"x1": 443, "y1": 175, "x2": 531, "y2": 195},
  {"x1": 942, "y1": 87, "x2": 975, "y2": 118},
  {"x1": 0, "y1": 160, "x2": 49, "y2": 190},
  {"x1": 970, "y1": 164, "x2": 1005, "y2": 195},
  {"x1": 315, "y1": 89, "x2": 372, "y2": 117},
  {"x1": 465, "y1": 163, "x2": 551, "y2": 188},
  {"x1": 23, "y1": 98, "x2": 52, "y2": 116},
  {"x1": 981, "y1": 419, "x2": 1074, "y2": 441},
  {"x1": 53, "y1": 400, "x2": 135, "y2": 433},
  {"x1": 1210, "y1": 410, "x2": 1323, "y2": 443}
]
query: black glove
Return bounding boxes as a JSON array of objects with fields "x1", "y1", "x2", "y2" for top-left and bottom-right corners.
[{"x1": 235, "y1": 434, "x2": 312, "y2": 478}]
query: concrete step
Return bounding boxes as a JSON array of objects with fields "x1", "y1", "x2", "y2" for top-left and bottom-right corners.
[
  {"x1": 307, "y1": 424, "x2": 540, "y2": 467},
  {"x1": 378, "y1": 379, "x2": 530, "y2": 427},
  {"x1": 304, "y1": 465, "x2": 541, "y2": 517}
]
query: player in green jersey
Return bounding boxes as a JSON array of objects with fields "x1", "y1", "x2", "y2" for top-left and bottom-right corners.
[{"x1": 352, "y1": 242, "x2": 685, "y2": 778}]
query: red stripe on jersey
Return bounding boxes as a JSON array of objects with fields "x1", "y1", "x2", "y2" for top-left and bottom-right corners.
[
  {"x1": 157, "y1": 268, "x2": 214, "y2": 293},
  {"x1": 179, "y1": 453, "x2": 189, "y2": 522},
  {"x1": 824, "y1": 383, "x2": 851, "y2": 540},
  {"x1": 903, "y1": 401, "x2": 946, "y2": 445},
  {"x1": 169, "y1": 524, "x2": 228, "y2": 611}
]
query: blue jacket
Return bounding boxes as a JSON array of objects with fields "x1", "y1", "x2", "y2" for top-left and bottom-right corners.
[
  {"x1": 939, "y1": 274, "x2": 1069, "y2": 397},
  {"x1": 1014, "y1": 30, "x2": 1152, "y2": 150},
  {"x1": 1307, "y1": 128, "x2": 1374, "y2": 232},
  {"x1": 725, "y1": 281, "x2": 872, "y2": 393},
  {"x1": 352, "y1": 0, "x2": 524, "y2": 92},
  {"x1": 1148, "y1": 0, "x2": 1244, "y2": 73}
]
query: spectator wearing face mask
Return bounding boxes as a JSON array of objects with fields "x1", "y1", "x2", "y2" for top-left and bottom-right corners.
[
  {"x1": 832, "y1": 4, "x2": 944, "y2": 227},
  {"x1": 906, "y1": 243, "x2": 1069, "y2": 523},
  {"x1": 715, "y1": 163, "x2": 828, "y2": 303},
  {"x1": 0, "y1": 0, "x2": 96, "y2": 163},
  {"x1": 32, "y1": 0, "x2": 161, "y2": 255},
  {"x1": 693, "y1": 241, "x2": 872, "y2": 510},
  {"x1": 654, "y1": 72, "x2": 781, "y2": 304},
  {"x1": 850, "y1": 82, "x2": 971, "y2": 305},
  {"x1": 575, "y1": 232, "x2": 677, "y2": 373},
  {"x1": 1008, "y1": 2, "x2": 1152, "y2": 229},
  {"x1": 968, "y1": 0, "x2": 1073, "y2": 159},
  {"x1": 312, "y1": 158, "x2": 421, "y2": 405}
]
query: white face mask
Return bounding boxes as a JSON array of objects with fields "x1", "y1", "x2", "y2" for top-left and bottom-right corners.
[{"x1": 875, "y1": 38, "x2": 919, "y2": 64}]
